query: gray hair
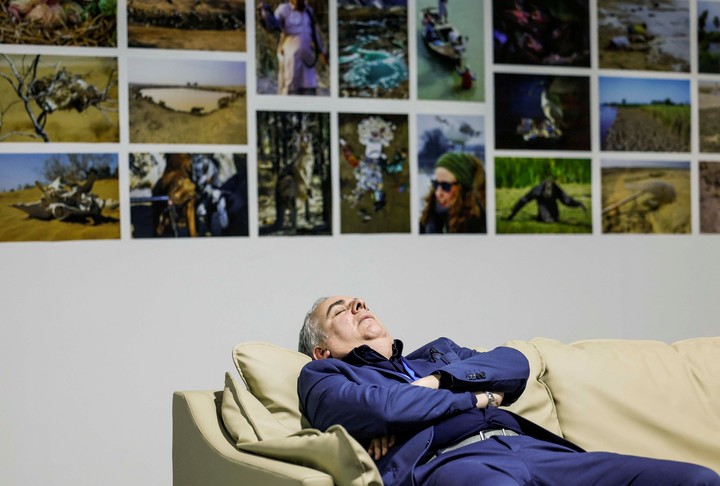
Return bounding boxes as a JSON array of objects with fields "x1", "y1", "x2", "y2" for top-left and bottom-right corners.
[{"x1": 298, "y1": 296, "x2": 329, "y2": 357}]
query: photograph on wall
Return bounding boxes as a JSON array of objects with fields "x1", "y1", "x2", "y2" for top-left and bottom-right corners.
[
  {"x1": 129, "y1": 153, "x2": 248, "y2": 238},
  {"x1": 128, "y1": 0, "x2": 245, "y2": 51},
  {"x1": 0, "y1": 153, "x2": 119, "y2": 242},
  {"x1": 601, "y1": 159, "x2": 690, "y2": 234},
  {"x1": 699, "y1": 1, "x2": 720, "y2": 73},
  {"x1": 128, "y1": 57, "x2": 247, "y2": 144},
  {"x1": 494, "y1": 73, "x2": 590, "y2": 151},
  {"x1": 495, "y1": 157, "x2": 591, "y2": 234},
  {"x1": 337, "y1": 0, "x2": 409, "y2": 99},
  {"x1": 0, "y1": 0, "x2": 116, "y2": 47},
  {"x1": 256, "y1": 111, "x2": 331, "y2": 236},
  {"x1": 417, "y1": 114, "x2": 486, "y2": 234},
  {"x1": 339, "y1": 113, "x2": 409, "y2": 233},
  {"x1": 599, "y1": 76, "x2": 690, "y2": 152},
  {"x1": 255, "y1": 0, "x2": 329, "y2": 95},
  {"x1": 699, "y1": 80, "x2": 720, "y2": 153},
  {"x1": 0, "y1": 54, "x2": 118, "y2": 143},
  {"x1": 597, "y1": 0, "x2": 689, "y2": 72},
  {"x1": 492, "y1": 0, "x2": 590, "y2": 67},
  {"x1": 699, "y1": 161, "x2": 720, "y2": 233},
  {"x1": 417, "y1": 0, "x2": 484, "y2": 102}
]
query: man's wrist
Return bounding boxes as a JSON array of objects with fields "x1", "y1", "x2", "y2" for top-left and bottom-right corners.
[{"x1": 485, "y1": 391, "x2": 497, "y2": 408}]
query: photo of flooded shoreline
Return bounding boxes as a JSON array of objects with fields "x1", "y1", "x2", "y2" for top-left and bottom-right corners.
[
  {"x1": 601, "y1": 160, "x2": 690, "y2": 234},
  {"x1": 0, "y1": 153, "x2": 119, "y2": 242},
  {"x1": 127, "y1": 0, "x2": 246, "y2": 51},
  {"x1": 598, "y1": 0, "x2": 690, "y2": 72},
  {"x1": 128, "y1": 57, "x2": 247, "y2": 145},
  {"x1": 599, "y1": 76, "x2": 690, "y2": 152},
  {"x1": 0, "y1": 54, "x2": 119, "y2": 143},
  {"x1": 338, "y1": 0, "x2": 409, "y2": 99}
]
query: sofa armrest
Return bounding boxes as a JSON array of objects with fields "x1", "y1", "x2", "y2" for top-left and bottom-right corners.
[{"x1": 173, "y1": 390, "x2": 333, "y2": 486}]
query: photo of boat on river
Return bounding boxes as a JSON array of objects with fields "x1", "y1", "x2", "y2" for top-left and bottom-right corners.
[
  {"x1": 417, "y1": 0, "x2": 484, "y2": 102},
  {"x1": 128, "y1": 57, "x2": 247, "y2": 144},
  {"x1": 599, "y1": 76, "x2": 690, "y2": 152},
  {"x1": 337, "y1": 0, "x2": 409, "y2": 99}
]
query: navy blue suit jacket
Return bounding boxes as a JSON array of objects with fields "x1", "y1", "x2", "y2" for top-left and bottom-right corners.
[{"x1": 298, "y1": 337, "x2": 582, "y2": 486}]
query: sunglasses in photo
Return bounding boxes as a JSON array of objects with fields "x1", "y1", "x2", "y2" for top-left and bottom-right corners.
[{"x1": 431, "y1": 179, "x2": 459, "y2": 192}]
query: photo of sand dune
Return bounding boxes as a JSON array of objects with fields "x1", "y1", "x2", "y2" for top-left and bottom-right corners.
[
  {"x1": 0, "y1": 153, "x2": 120, "y2": 242},
  {"x1": 0, "y1": 54, "x2": 119, "y2": 143},
  {"x1": 601, "y1": 160, "x2": 690, "y2": 234},
  {"x1": 699, "y1": 161, "x2": 720, "y2": 233},
  {"x1": 128, "y1": 57, "x2": 247, "y2": 145}
]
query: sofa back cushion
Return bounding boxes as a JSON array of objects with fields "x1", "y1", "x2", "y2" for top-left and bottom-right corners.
[
  {"x1": 232, "y1": 341, "x2": 311, "y2": 433},
  {"x1": 533, "y1": 337, "x2": 720, "y2": 473}
]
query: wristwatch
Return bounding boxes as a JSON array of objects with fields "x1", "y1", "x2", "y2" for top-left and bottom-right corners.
[{"x1": 485, "y1": 391, "x2": 497, "y2": 408}]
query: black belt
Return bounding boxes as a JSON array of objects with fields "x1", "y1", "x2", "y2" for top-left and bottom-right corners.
[{"x1": 427, "y1": 428, "x2": 520, "y2": 463}]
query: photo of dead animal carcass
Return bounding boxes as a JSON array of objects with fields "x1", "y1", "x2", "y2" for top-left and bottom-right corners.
[
  {"x1": 0, "y1": 153, "x2": 120, "y2": 242},
  {"x1": 129, "y1": 152, "x2": 248, "y2": 238},
  {"x1": 601, "y1": 159, "x2": 690, "y2": 234},
  {"x1": 256, "y1": 111, "x2": 331, "y2": 236},
  {"x1": 0, "y1": 54, "x2": 118, "y2": 143},
  {"x1": 0, "y1": 0, "x2": 117, "y2": 47},
  {"x1": 128, "y1": 0, "x2": 245, "y2": 51}
]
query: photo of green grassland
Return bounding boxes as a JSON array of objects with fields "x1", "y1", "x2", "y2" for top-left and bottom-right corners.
[
  {"x1": 0, "y1": 54, "x2": 118, "y2": 143},
  {"x1": 599, "y1": 76, "x2": 690, "y2": 152},
  {"x1": 495, "y1": 157, "x2": 592, "y2": 234},
  {"x1": 699, "y1": 161, "x2": 720, "y2": 233},
  {"x1": 597, "y1": 0, "x2": 689, "y2": 72},
  {"x1": 698, "y1": 1, "x2": 720, "y2": 73},
  {"x1": 698, "y1": 81, "x2": 720, "y2": 152},
  {"x1": 601, "y1": 159, "x2": 690, "y2": 234}
]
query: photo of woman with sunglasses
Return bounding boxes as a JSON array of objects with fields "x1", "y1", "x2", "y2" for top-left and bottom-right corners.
[{"x1": 419, "y1": 151, "x2": 487, "y2": 234}]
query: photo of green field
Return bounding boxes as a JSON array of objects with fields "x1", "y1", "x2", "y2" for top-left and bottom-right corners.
[
  {"x1": 495, "y1": 157, "x2": 592, "y2": 234},
  {"x1": 599, "y1": 76, "x2": 690, "y2": 152},
  {"x1": 601, "y1": 160, "x2": 690, "y2": 234}
]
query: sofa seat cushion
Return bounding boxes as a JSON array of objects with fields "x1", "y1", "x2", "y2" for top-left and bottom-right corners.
[{"x1": 533, "y1": 337, "x2": 720, "y2": 473}]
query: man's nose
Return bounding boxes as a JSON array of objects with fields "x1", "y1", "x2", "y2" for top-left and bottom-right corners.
[{"x1": 351, "y1": 299, "x2": 367, "y2": 313}]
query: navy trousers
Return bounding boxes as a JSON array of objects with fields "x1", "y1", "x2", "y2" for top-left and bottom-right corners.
[{"x1": 414, "y1": 435, "x2": 720, "y2": 486}]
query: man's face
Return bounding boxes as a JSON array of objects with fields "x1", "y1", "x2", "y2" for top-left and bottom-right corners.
[{"x1": 313, "y1": 296, "x2": 392, "y2": 360}]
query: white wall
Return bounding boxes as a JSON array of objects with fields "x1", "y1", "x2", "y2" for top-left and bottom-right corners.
[{"x1": 1, "y1": 236, "x2": 718, "y2": 485}]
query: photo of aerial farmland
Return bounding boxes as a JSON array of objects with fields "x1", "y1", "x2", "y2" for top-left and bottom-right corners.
[
  {"x1": 0, "y1": 153, "x2": 119, "y2": 242},
  {"x1": 128, "y1": 57, "x2": 247, "y2": 145},
  {"x1": 598, "y1": 0, "x2": 690, "y2": 72},
  {"x1": 0, "y1": 54, "x2": 118, "y2": 143},
  {"x1": 601, "y1": 159, "x2": 690, "y2": 234},
  {"x1": 599, "y1": 76, "x2": 690, "y2": 152},
  {"x1": 128, "y1": 0, "x2": 245, "y2": 51},
  {"x1": 698, "y1": 1, "x2": 720, "y2": 72}
]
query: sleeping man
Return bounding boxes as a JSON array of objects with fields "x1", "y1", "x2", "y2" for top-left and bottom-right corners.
[{"x1": 297, "y1": 296, "x2": 719, "y2": 486}]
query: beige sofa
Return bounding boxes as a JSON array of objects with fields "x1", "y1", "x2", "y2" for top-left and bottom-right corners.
[{"x1": 173, "y1": 337, "x2": 720, "y2": 485}]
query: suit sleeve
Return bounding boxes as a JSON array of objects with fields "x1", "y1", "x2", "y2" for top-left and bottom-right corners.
[
  {"x1": 417, "y1": 339, "x2": 529, "y2": 406},
  {"x1": 298, "y1": 359, "x2": 476, "y2": 442}
]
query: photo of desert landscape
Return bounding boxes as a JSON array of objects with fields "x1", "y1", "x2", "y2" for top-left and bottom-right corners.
[
  {"x1": 698, "y1": 80, "x2": 720, "y2": 153},
  {"x1": 599, "y1": 76, "x2": 690, "y2": 152},
  {"x1": 597, "y1": 0, "x2": 690, "y2": 72},
  {"x1": 128, "y1": 57, "x2": 247, "y2": 145},
  {"x1": 601, "y1": 159, "x2": 690, "y2": 234},
  {"x1": 0, "y1": 153, "x2": 119, "y2": 242},
  {"x1": 0, "y1": 54, "x2": 119, "y2": 143},
  {"x1": 699, "y1": 161, "x2": 720, "y2": 233},
  {"x1": 127, "y1": 0, "x2": 245, "y2": 51}
]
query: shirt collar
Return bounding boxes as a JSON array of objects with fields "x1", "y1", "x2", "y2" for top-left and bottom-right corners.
[{"x1": 342, "y1": 339, "x2": 404, "y2": 366}]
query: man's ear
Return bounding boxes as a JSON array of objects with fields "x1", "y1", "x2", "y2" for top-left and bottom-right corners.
[{"x1": 312, "y1": 346, "x2": 331, "y2": 360}]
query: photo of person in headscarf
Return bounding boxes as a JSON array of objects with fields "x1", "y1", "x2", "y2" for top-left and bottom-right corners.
[{"x1": 419, "y1": 151, "x2": 486, "y2": 234}]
